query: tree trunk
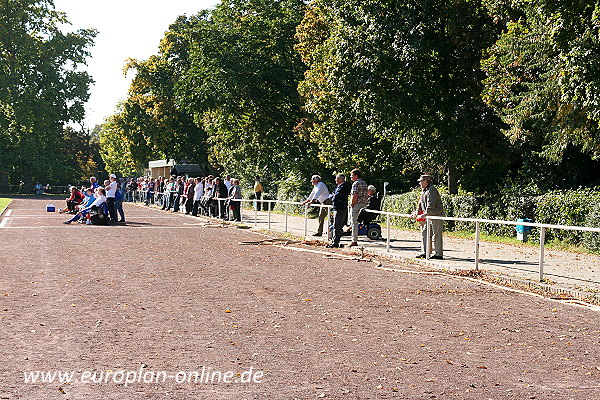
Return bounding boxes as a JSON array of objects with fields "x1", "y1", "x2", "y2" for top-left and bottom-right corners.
[
  {"x1": 0, "y1": 171, "x2": 8, "y2": 193},
  {"x1": 447, "y1": 163, "x2": 458, "y2": 195}
]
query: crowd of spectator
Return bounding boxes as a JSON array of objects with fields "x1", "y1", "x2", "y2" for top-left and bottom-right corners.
[
  {"x1": 125, "y1": 174, "x2": 247, "y2": 222},
  {"x1": 59, "y1": 169, "x2": 444, "y2": 259}
]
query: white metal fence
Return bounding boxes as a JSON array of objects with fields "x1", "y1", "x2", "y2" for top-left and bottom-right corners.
[{"x1": 133, "y1": 190, "x2": 600, "y2": 283}]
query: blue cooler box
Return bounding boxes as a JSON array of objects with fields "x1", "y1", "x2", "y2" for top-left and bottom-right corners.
[{"x1": 46, "y1": 204, "x2": 56, "y2": 212}]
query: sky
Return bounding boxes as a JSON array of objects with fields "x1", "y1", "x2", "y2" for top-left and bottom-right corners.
[{"x1": 53, "y1": 0, "x2": 220, "y2": 129}]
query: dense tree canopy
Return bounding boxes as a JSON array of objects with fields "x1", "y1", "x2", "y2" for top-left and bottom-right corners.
[
  {"x1": 482, "y1": 0, "x2": 600, "y2": 163},
  {"x1": 296, "y1": 0, "x2": 510, "y2": 193},
  {"x1": 93, "y1": 0, "x2": 600, "y2": 194},
  {"x1": 0, "y1": 0, "x2": 98, "y2": 188}
]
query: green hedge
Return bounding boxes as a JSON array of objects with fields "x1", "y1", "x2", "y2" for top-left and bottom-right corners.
[
  {"x1": 382, "y1": 188, "x2": 600, "y2": 251},
  {"x1": 242, "y1": 184, "x2": 600, "y2": 251}
]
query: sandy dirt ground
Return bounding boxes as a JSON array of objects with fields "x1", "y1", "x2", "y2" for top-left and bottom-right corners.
[{"x1": 1, "y1": 199, "x2": 599, "y2": 399}]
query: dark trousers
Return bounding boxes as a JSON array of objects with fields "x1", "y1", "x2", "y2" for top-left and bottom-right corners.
[
  {"x1": 231, "y1": 202, "x2": 241, "y2": 221},
  {"x1": 66, "y1": 200, "x2": 79, "y2": 212},
  {"x1": 172, "y1": 194, "x2": 180, "y2": 212},
  {"x1": 331, "y1": 208, "x2": 348, "y2": 245},
  {"x1": 217, "y1": 199, "x2": 226, "y2": 218},
  {"x1": 192, "y1": 200, "x2": 201, "y2": 216},
  {"x1": 145, "y1": 191, "x2": 154, "y2": 205},
  {"x1": 255, "y1": 192, "x2": 262, "y2": 211},
  {"x1": 185, "y1": 197, "x2": 193, "y2": 214},
  {"x1": 115, "y1": 198, "x2": 125, "y2": 222},
  {"x1": 107, "y1": 197, "x2": 116, "y2": 223}
]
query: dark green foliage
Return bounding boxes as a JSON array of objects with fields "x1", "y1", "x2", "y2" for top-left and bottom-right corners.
[
  {"x1": 384, "y1": 187, "x2": 600, "y2": 250},
  {"x1": 583, "y1": 205, "x2": 600, "y2": 252},
  {"x1": 0, "y1": 0, "x2": 97, "y2": 187}
]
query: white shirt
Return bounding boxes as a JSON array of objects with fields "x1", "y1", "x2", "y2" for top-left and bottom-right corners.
[
  {"x1": 224, "y1": 180, "x2": 232, "y2": 190},
  {"x1": 193, "y1": 183, "x2": 204, "y2": 201},
  {"x1": 307, "y1": 181, "x2": 330, "y2": 203},
  {"x1": 82, "y1": 195, "x2": 107, "y2": 212},
  {"x1": 203, "y1": 183, "x2": 213, "y2": 199},
  {"x1": 106, "y1": 181, "x2": 117, "y2": 198}
]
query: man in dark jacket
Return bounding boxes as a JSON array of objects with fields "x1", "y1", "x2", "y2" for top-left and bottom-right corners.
[
  {"x1": 327, "y1": 174, "x2": 351, "y2": 248},
  {"x1": 212, "y1": 177, "x2": 229, "y2": 219}
]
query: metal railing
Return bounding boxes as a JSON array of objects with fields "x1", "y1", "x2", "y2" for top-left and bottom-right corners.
[
  {"x1": 4, "y1": 184, "x2": 71, "y2": 194},
  {"x1": 134, "y1": 192, "x2": 600, "y2": 283},
  {"x1": 225, "y1": 199, "x2": 600, "y2": 283},
  {"x1": 426, "y1": 216, "x2": 600, "y2": 281}
]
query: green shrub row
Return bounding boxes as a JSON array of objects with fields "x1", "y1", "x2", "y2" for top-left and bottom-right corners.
[
  {"x1": 242, "y1": 184, "x2": 600, "y2": 251},
  {"x1": 383, "y1": 189, "x2": 600, "y2": 251}
]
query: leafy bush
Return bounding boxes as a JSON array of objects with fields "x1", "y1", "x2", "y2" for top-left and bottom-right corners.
[
  {"x1": 533, "y1": 190, "x2": 600, "y2": 244},
  {"x1": 583, "y1": 203, "x2": 600, "y2": 252},
  {"x1": 382, "y1": 190, "x2": 420, "y2": 230},
  {"x1": 242, "y1": 181, "x2": 600, "y2": 249}
]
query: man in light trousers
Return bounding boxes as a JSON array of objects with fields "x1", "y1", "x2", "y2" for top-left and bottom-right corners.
[
  {"x1": 412, "y1": 174, "x2": 445, "y2": 260},
  {"x1": 301, "y1": 175, "x2": 331, "y2": 237},
  {"x1": 349, "y1": 168, "x2": 369, "y2": 247}
]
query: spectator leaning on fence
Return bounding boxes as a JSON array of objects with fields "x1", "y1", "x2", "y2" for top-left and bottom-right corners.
[
  {"x1": 327, "y1": 174, "x2": 351, "y2": 248},
  {"x1": 301, "y1": 175, "x2": 332, "y2": 237},
  {"x1": 213, "y1": 177, "x2": 228, "y2": 218},
  {"x1": 412, "y1": 174, "x2": 445, "y2": 260},
  {"x1": 349, "y1": 168, "x2": 369, "y2": 247}
]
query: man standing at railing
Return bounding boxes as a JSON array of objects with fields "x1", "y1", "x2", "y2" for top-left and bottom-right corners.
[
  {"x1": 349, "y1": 168, "x2": 369, "y2": 247},
  {"x1": 327, "y1": 174, "x2": 351, "y2": 248},
  {"x1": 301, "y1": 175, "x2": 331, "y2": 237},
  {"x1": 412, "y1": 174, "x2": 444, "y2": 260},
  {"x1": 254, "y1": 176, "x2": 263, "y2": 211},
  {"x1": 105, "y1": 174, "x2": 118, "y2": 224}
]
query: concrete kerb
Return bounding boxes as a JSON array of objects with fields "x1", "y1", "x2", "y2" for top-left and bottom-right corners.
[{"x1": 130, "y1": 201, "x2": 600, "y2": 306}]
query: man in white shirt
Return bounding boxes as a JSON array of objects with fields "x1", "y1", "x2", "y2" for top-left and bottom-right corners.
[
  {"x1": 105, "y1": 174, "x2": 118, "y2": 223},
  {"x1": 301, "y1": 175, "x2": 332, "y2": 236},
  {"x1": 192, "y1": 177, "x2": 204, "y2": 217}
]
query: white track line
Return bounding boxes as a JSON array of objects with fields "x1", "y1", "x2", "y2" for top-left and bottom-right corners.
[
  {"x1": 7, "y1": 215, "x2": 182, "y2": 218},
  {"x1": 5, "y1": 209, "x2": 12, "y2": 217},
  {"x1": 0, "y1": 218, "x2": 9, "y2": 228},
  {"x1": 0, "y1": 226, "x2": 207, "y2": 229}
]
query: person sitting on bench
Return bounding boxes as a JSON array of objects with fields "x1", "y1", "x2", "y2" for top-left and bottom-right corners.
[
  {"x1": 357, "y1": 185, "x2": 381, "y2": 226},
  {"x1": 62, "y1": 186, "x2": 84, "y2": 214},
  {"x1": 63, "y1": 187, "x2": 107, "y2": 224}
]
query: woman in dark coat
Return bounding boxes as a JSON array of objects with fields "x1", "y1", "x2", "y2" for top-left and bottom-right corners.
[{"x1": 357, "y1": 185, "x2": 381, "y2": 226}]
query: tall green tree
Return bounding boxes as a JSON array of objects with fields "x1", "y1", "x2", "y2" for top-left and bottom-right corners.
[
  {"x1": 482, "y1": 0, "x2": 600, "y2": 164},
  {"x1": 99, "y1": 16, "x2": 212, "y2": 177},
  {"x1": 0, "y1": 0, "x2": 96, "y2": 188},
  {"x1": 296, "y1": 0, "x2": 510, "y2": 193},
  {"x1": 174, "y1": 0, "x2": 317, "y2": 185}
]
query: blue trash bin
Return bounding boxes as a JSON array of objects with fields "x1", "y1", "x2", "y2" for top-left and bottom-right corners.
[{"x1": 516, "y1": 218, "x2": 533, "y2": 241}]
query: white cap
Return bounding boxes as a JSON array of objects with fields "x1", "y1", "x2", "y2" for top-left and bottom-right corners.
[{"x1": 110, "y1": 174, "x2": 117, "y2": 179}]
